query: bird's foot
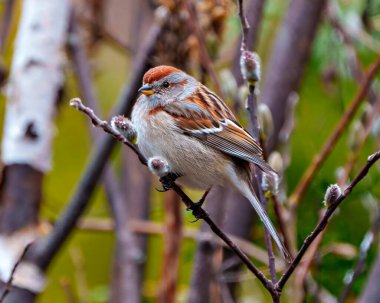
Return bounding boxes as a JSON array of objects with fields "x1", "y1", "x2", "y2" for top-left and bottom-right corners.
[
  {"x1": 158, "y1": 172, "x2": 179, "y2": 192},
  {"x1": 187, "y1": 188, "x2": 211, "y2": 222}
]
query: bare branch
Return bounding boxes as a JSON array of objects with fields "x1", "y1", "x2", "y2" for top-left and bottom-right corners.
[
  {"x1": 237, "y1": 0, "x2": 250, "y2": 51},
  {"x1": 338, "y1": 205, "x2": 380, "y2": 302},
  {"x1": 289, "y1": 54, "x2": 380, "y2": 207},
  {"x1": 277, "y1": 150, "x2": 380, "y2": 290}
]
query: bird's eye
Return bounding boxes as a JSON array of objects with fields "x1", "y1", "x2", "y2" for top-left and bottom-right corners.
[{"x1": 162, "y1": 81, "x2": 170, "y2": 88}]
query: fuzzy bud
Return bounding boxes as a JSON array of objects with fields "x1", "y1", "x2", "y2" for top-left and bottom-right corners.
[
  {"x1": 148, "y1": 157, "x2": 170, "y2": 177},
  {"x1": 348, "y1": 121, "x2": 364, "y2": 152},
  {"x1": 155, "y1": 6, "x2": 169, "y2": 25},
  {"x1": 219, "y1": 69, "x2": 238, "y2": 101},
  {"x1": 372, "y1": 117, "x2": 380, "y2": 138},
  {"x1": 110, "y1": 115, "x2": 137, "y2": 143},
  {"x1": 323, "y1": 184, "x2": 342, "y2": 208},
  {"x1": 240, "y1": 50, "x2": 261, "y2": 85},
  {"x1": 258, "y1": 103, "x2": 274, "y2": 139},
  {"x1": 268, "y1": 151, "x2": 284, "y2": 174},
  {"x1": 238, "y1": 85, "x2": 249, "y2": 109}
]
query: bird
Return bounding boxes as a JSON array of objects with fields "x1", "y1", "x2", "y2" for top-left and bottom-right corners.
[{"x1": 130, "y1": 65, "x2": 290, "y2": 261}]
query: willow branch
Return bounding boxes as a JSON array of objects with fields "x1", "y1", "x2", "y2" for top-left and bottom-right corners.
[
  {"x1": 289, "y1": 54, "x2": 380, "y2": 207},
  {"x1": 238, "y1": 0, "x2": 278, "y2": 284},
  {"x1": 277, "y1": 150, "x2": 380, "y2": 290},
  {"x1": 237, "y1": 0, "x2": 249, "y2": 51}
]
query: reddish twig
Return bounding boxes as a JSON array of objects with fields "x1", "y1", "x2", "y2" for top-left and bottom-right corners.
[
  {"x1": 289, "y1": 54, "x2": 380, "y2": 207},
  {"x1": 277, "y1": 150, "x2": 380, "y2": 290},
  {"x1": 338, "y1": 97, "x2": 380, "y2": 186}
]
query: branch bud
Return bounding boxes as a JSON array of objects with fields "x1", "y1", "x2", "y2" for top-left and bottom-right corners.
[
  {"x1": 258, "y1": 103, "x2": 274, "y2": 139},
  {"x1": 219, "y1": 69, "x2": 238, "y2": 101},
  {"x1": 268, "y1": 151, "x2": 284, "y2": 174},
  {"x1": 347, "y1": 121, "x2": 364, "y2": 152},
  {"x1": 323, "y1": 184, "x2": 342, "y2": 208},
  {"x1": 240, "y1": 50, "x2": 261, "y2": 85},
  {"x1": 110, "y1": 115, "x2": 137, "y2": 143},
  {"x1": 148, "y1": 157, "x2": 170, "y2": 177}
]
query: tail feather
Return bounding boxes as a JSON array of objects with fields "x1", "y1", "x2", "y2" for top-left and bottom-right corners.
[{"x1": 240, "y1": 180, "x2": 291, "y2": 262}]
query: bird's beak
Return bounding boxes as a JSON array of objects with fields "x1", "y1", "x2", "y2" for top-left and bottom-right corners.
[{"x1": 138, "y1": 84, "x2": 155, "y2": 96}]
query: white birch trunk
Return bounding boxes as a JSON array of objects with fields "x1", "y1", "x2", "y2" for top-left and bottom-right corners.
[
  {"x1": 1, "y1": 0, "x2": 70, "y2": 172},
  {"x1": 0, "y1": 0, "x2": 70, "y2": 293}
]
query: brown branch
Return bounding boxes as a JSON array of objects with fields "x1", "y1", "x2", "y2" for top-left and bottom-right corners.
[
  {"x1": 293, "y1": 210, "x2": 325, "y2": 295},
  {"x1": 277, "y1": 150, "x2": 380, "y2": 290},
  {"x1": 181, "y1": 0, "x2": 222, "y2": 96},
  {"x1": 69, "y1": 98, "x2": 278, "y2": 297},
  {"x1": 289, "y1": 53, "x2": 380, "y2": 207},
  {"x1": 338, "y1": 97, "x2": 380, "y2": 186},
  {"x1": 77, "y1": 217, "x2": 285, "y2": 269},
  {"x1": 0, "y1": 243, "x2": 32, "y2": 303},
  {"x1": 237, "y1": 0, "x2": 249, "y2": 51},
  {"x1": 67, "y1": 14, "x2": 147, "y2": 303},
  {"x1": 247, "y1": 86, "x2": 278, "y2": 283},
  {"x1": 237, "y1": 0, "x2": 278, "y2": 285}
]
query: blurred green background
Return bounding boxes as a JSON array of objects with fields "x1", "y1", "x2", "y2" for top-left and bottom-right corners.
[{"x1": 0, "y1": 0, "x2": 380, "y2": 302}]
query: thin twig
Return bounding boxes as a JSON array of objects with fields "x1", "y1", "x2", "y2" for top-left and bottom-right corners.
[
  {"x1": 237, "y1": 0, "x2": 278, "y2": 285},
  {"x1": 277, "y1": 150, "x2": 380, "y2": 290},
  {"x1": 338, "y1": 205, "x2": 380, "y2": 302},
  {"x1": 77, "y1": 217, "x2": 286, "y2": 269},
  {"x1": 181, "y1": 0, "x2": 222, "y2": 96},
  {"x1": 338, "y1": 97, "x2": 380, "y2": 186},
  {"x1": 289, "y1": 54, "x2": 380, "y2": 207},
  {"x1": 69, "y1": 98, "x2": 278, "y2": 297},
  {"x1": 237, "y1": 0, "x2": 249, "y2": 51},
  {"x1": 0, "y1": 243, "x2": 33, "y2": 303},
  {"x1": 247, "y1": 85, "x2": 278, "y2": 283}
]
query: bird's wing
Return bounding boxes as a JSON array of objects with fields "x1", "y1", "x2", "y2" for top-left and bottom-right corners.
[{"x1": 163, "y1": 94, "x2": 276, "y2": 175}]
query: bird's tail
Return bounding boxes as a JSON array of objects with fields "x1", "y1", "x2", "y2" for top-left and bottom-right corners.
[{"x1": 239, "y1": 179, "x2": 291, "y2": 263}]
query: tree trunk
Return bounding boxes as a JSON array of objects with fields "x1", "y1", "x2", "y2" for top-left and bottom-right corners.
[{"x1": 0, "y1": 0, "x2": 70, "y2": 300}]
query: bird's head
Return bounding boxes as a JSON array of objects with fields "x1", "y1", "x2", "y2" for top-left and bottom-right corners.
[{"x1": 138, "y1": 65, "x2": 197, "y2": 106}]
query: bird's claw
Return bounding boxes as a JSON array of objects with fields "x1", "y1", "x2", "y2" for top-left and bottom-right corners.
[
  {"x1": 187, "y1": 201, "x2": 207, "y2": 221},
  {"x1": 186, "y1": 188, "x2": 211, "y2": 222},
  {"x1": 159, "y1": 172, "x2": 179, "y2": 192}
]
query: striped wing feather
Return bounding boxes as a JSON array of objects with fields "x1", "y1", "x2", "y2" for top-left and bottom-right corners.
[{"x1": 163, "y1": 93, "x2": 276, "y2": 175}]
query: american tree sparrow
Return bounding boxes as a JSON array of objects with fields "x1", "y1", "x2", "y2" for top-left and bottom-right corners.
[{"x1": 129, "y1": 65, "x2": 289, "y2": 261}]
